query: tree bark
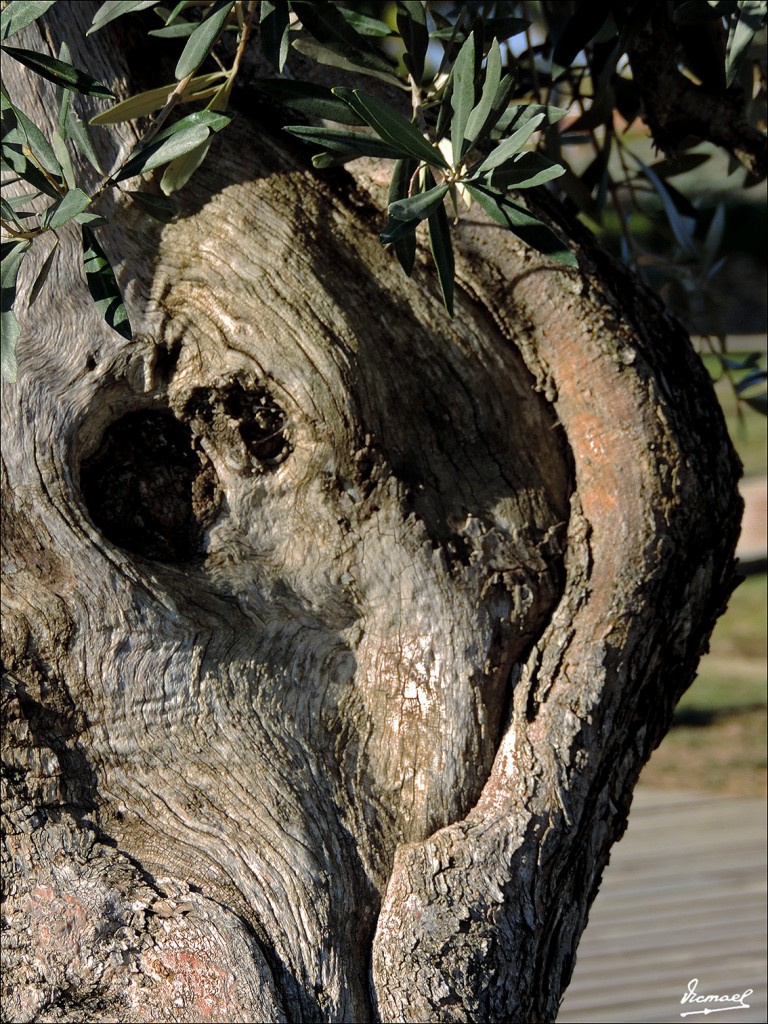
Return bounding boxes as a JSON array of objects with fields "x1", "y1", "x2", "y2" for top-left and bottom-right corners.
[{"x1": 1, "y1": 8, "x2": 742, "y2": 1023}]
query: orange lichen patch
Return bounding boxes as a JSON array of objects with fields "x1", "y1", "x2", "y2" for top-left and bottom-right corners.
[
  {"x1": 23, "y1": 884, "x2": 97, "y2": 965},
  {"x1": 133, "y1": 923, "x2": 243, "y2": 1022}
]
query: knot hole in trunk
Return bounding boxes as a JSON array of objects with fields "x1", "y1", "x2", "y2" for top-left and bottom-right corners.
[
  {"x1": 80, "y1": 410, "x2": 221, "y2": 563},
  {"x1": 183, "y1": 378, "x2": 293, "y2": 474}
]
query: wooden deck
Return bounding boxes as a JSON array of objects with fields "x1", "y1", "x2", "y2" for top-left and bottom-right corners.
[{"x1": 557, "y1": 788, "x2": 767, "y2": 1024}]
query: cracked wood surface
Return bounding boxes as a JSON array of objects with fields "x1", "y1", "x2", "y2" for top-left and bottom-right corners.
[{"x1": 1, "y1": 6, "x2": 743, "y2": 1022}]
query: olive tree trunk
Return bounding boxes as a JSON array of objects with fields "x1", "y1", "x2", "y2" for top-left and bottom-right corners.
[{"x1": 1, "y1": 9, "x2": 742, "y2": 1023}]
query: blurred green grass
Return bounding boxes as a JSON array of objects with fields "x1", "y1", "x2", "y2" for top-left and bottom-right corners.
[
  {"x1": 641, "y1": 389, "x2": 766, "y2": 796},
  {"x1": 713, "y1": 373, "x2": 767, "y2": 477}
]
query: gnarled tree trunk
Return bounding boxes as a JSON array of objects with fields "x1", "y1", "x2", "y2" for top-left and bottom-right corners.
[{"x1": 1, "y1": 8, "x2": 742, "y2": 1023}]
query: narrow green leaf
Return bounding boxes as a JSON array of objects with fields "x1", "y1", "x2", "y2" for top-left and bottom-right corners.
[
  {"x1": 735, "y1": 367, "x2": 767, "y2": 393},
  {"x1": 74, "y1": 211, "x2": 107, "y2": 227},
  {"x1": 463, "y1": 72, "x2": 516, "y2": 151},
  {"x1": 389, "y1": 182, "x2": 449, "y2": 221},
  {"x1": 162, "y1": 0, "x2": 191, "y2": 26},
  {"x1": 551, "y1": 0, "x2": 613, "y2": 80},
  {"x1": 90, "y1": 73, "x2": 225, "y2": 124},
  {"x1": 428, "y1": 197, "x2": 454, "y2": 314},
  {"x1": 478, "y1": 151, "x2": 566, "y2": 190},
  {"x1": 1, "y1": 239, "x2": 31, "y2": 382},
  {"x1": 159, "y1": 135, "x2": 212, "y2": 194},
  {"x1": 567, "y1": 85, "x2": 615, "y2": 132},
  {"x1": 310, "y1": 151, "x2": 357, "y2": 168},
  {"x1": 64, "y1": 107, "x2": 102, "y2": 172},
  {"x1": 260, "y1": 0, "x2": 290, "y2": 72},
  {"x1": 1, "y1": 306, "x2": 21, "y2": 382},
  {"x1": 291, "y1": 36, "x2": 403, "y2": 87},
  {"x1": 465, "y1": 184, "x2": 577, "y2": 267},
  {"x1": 726, "y1": 0, "x2": 767, "y2": 86},
  {"x1": 702, "y1": 202, "x2": 726, "y2": 272},
  {"x1": 640, "y1": 153, "x2": 711, "y2": 179},
  {"x1": 475, "y1": 113, "x2": 545, "y2": 174},
  {"x1": 114, "y1": 109, "x2": 232, "y2": 181},
  {"x1": 450, "y1": 32, "x2": 478, "y2": 163},
  {"x1": 484, "y1": 14, "x2": 529, "y2": 40},
  {"x1": 117, "y1": 123, "x2": 210, "y2": 180},
  {"x1": 55, "y1": 40, "x2": 72, "y2": 135},
  {"x1": 252, "y1": 80, "x2": 364, "y2": 125},
  {"x1": 744, "y1": 393, "x2": 768, "y2": 415},
  {"x1": 722, "y1": 352, "x2": 763, "y2": 372},
  {"x1": 380, "y1": 216, "x2": 417, "y2": 244},
  {"x1": 27, "y1": 235, "x2": 59, "y2": 307},
  {"x1": 334, "y1": 88, "x2": 448, "y2": 168},
  {"x1": 635, "y1": 157, "x2": 698, "y2": 256},
  {"x1": 43, "y1": 187, "x2": 91, "y2": 229},
  {"x1": 338, "y1": 7, "x2": 392, "y2": 37},
  {"x1": 291, "y1": 0, "x2": 395, "y2": 76},
  {"x1": 12, "y1": 101, "x2": 63, "y2": 179},
  {"x1": 386, "y1": 156, "x2": 417, "y2": 275},
  {"x1": 175, "y1": 0, "x2": 234, "y2": 80},
  {"x1": 50, "y1": 128, "x2": 75, "y2": 189},
  {"x1": 284, "y1": 124, "x2": 405, "y2": 159},
  {"x1": 1, "y1": 45, "x2": 115, "y2": 97},
  {"x1": 0, "y1": 197, "x2": 21, "y2": 225},
  {"x1": 397, "y1": 1, "x2": 429, "y2": 85},
  {"x1": 463, "y1": 38, "x2": 501, "y2": 150},
  {"x1": 82, "y1": 227, "x2": 131, "y2": 340},
  {"x1": 494, "y1": 103, "x2": 568, "y2": 135},
  {"x1": 1, "y1": 0, "x2": 57, "y2": 42},
  {"x1": 148, "y1": 21, "x2": 197, "y2": 38},
  {"x1": 88, "y1": 0, "x2": 158, "y2": 35},
  {"x1": 127, "y1": 189, "x2": 178, "y2": 221}
]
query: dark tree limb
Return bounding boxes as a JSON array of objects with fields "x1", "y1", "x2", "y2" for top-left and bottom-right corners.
[{"x1": 627, "y1": 27, "x2": 766, "y2": 183}]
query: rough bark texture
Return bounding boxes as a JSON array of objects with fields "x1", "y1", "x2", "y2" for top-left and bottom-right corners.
[{"x1": 1, "y1": 7, "x2": 742, "y2": 1023}]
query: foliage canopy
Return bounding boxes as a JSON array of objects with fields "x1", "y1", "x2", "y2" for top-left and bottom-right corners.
[{"x1": 0, "y1": 0, "x2": 766, "y2": 412}]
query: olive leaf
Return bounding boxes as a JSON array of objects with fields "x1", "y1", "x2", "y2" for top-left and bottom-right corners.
[
  {"x1": 0, "y1": 0, "x2": 57, "y2": 42},
  {"x1": 91, "y1": 73, "x2": 226, "y2": 125},
  {"x1": 2, "y1": 91, "x2": 64, "y2": 196},
  {"x1": 260, "y1": 0, "x2": 291, "y2": 73},
  {"x1": 389, "y1": 182, "x2": 449, "y2": 221},
  {"x1": 82, "y1": 226, "x2": 132, "y2": 340},
  {"x1": 465, "y1": 184, "x2": 577, "y2": 267},
  {"x1": 127, "y1": 189, "x2": 178, "y2": 222},
  {"x1": 474, "y1": 113, "x2": 546, "y2": 174},
  {"x1": 1, "y1": 239, "x2": 32, "y2": 383},
  {"x1": 253, "y1": 80, "x2": 365, "y2": 126},
  {"x1": 333, "y1": 88, "x2": 448, "y2": 168},
  {"x1": 551, "y1": 0, "x2": 613, "y2": 80},
  {"x1": 27, "y1": 235, "x2": 59, "y2": 308},
  {"x1": 480, "y1": 151, "x2": 566, "y2": 190},
  {"x1": 428, "y1": 194, "x2": 454, "y2": 314},
  {"x1": 175, "y1": 0, "x2": 235, "y2": 81},
  {"x1": 386, "y1": 156, "x2": 417, "y2": 275},
  {"x1": 1, "y1": 45, "x2": 115, "y2": 97},
  {"x1": 450, "y1": 32, "x2": 478, "y2": 163},
  {"x1": 113, "y1": 109, "x2": 233, "y2": 181},
  {"x1": 88, "y1": 0, "x2": 159, "y2": 35},
  {"x1": 463, "y1": 39, "x2": 502, "y2": 151},
  {"x1": 284, "y1": 124, "x2": 405, "y2": 161},
  {"x1": 725, "y1": 0, "x2": 767, "y2": 86},
  {"x1": 338, "y1": 7, "x2": 392, "y2": 37},
  {"x1": 292, "y1": 0, "x2": 395, "y2": 76},
  {"x1": 397, "y1": 1, "x2": 429, "y2": 85},
  {"x1": 43, "y1": 186, "x2": 91, "y2": 228}
]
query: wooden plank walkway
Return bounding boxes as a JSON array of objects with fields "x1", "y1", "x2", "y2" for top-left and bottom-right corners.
[{"x1": 557, "y1": 789, "x2": 767, "y2": 1024}]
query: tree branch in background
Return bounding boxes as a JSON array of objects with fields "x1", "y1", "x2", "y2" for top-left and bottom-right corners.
[{"x1": 628, "y1": 27, "x2": 766, "y2": 183}]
